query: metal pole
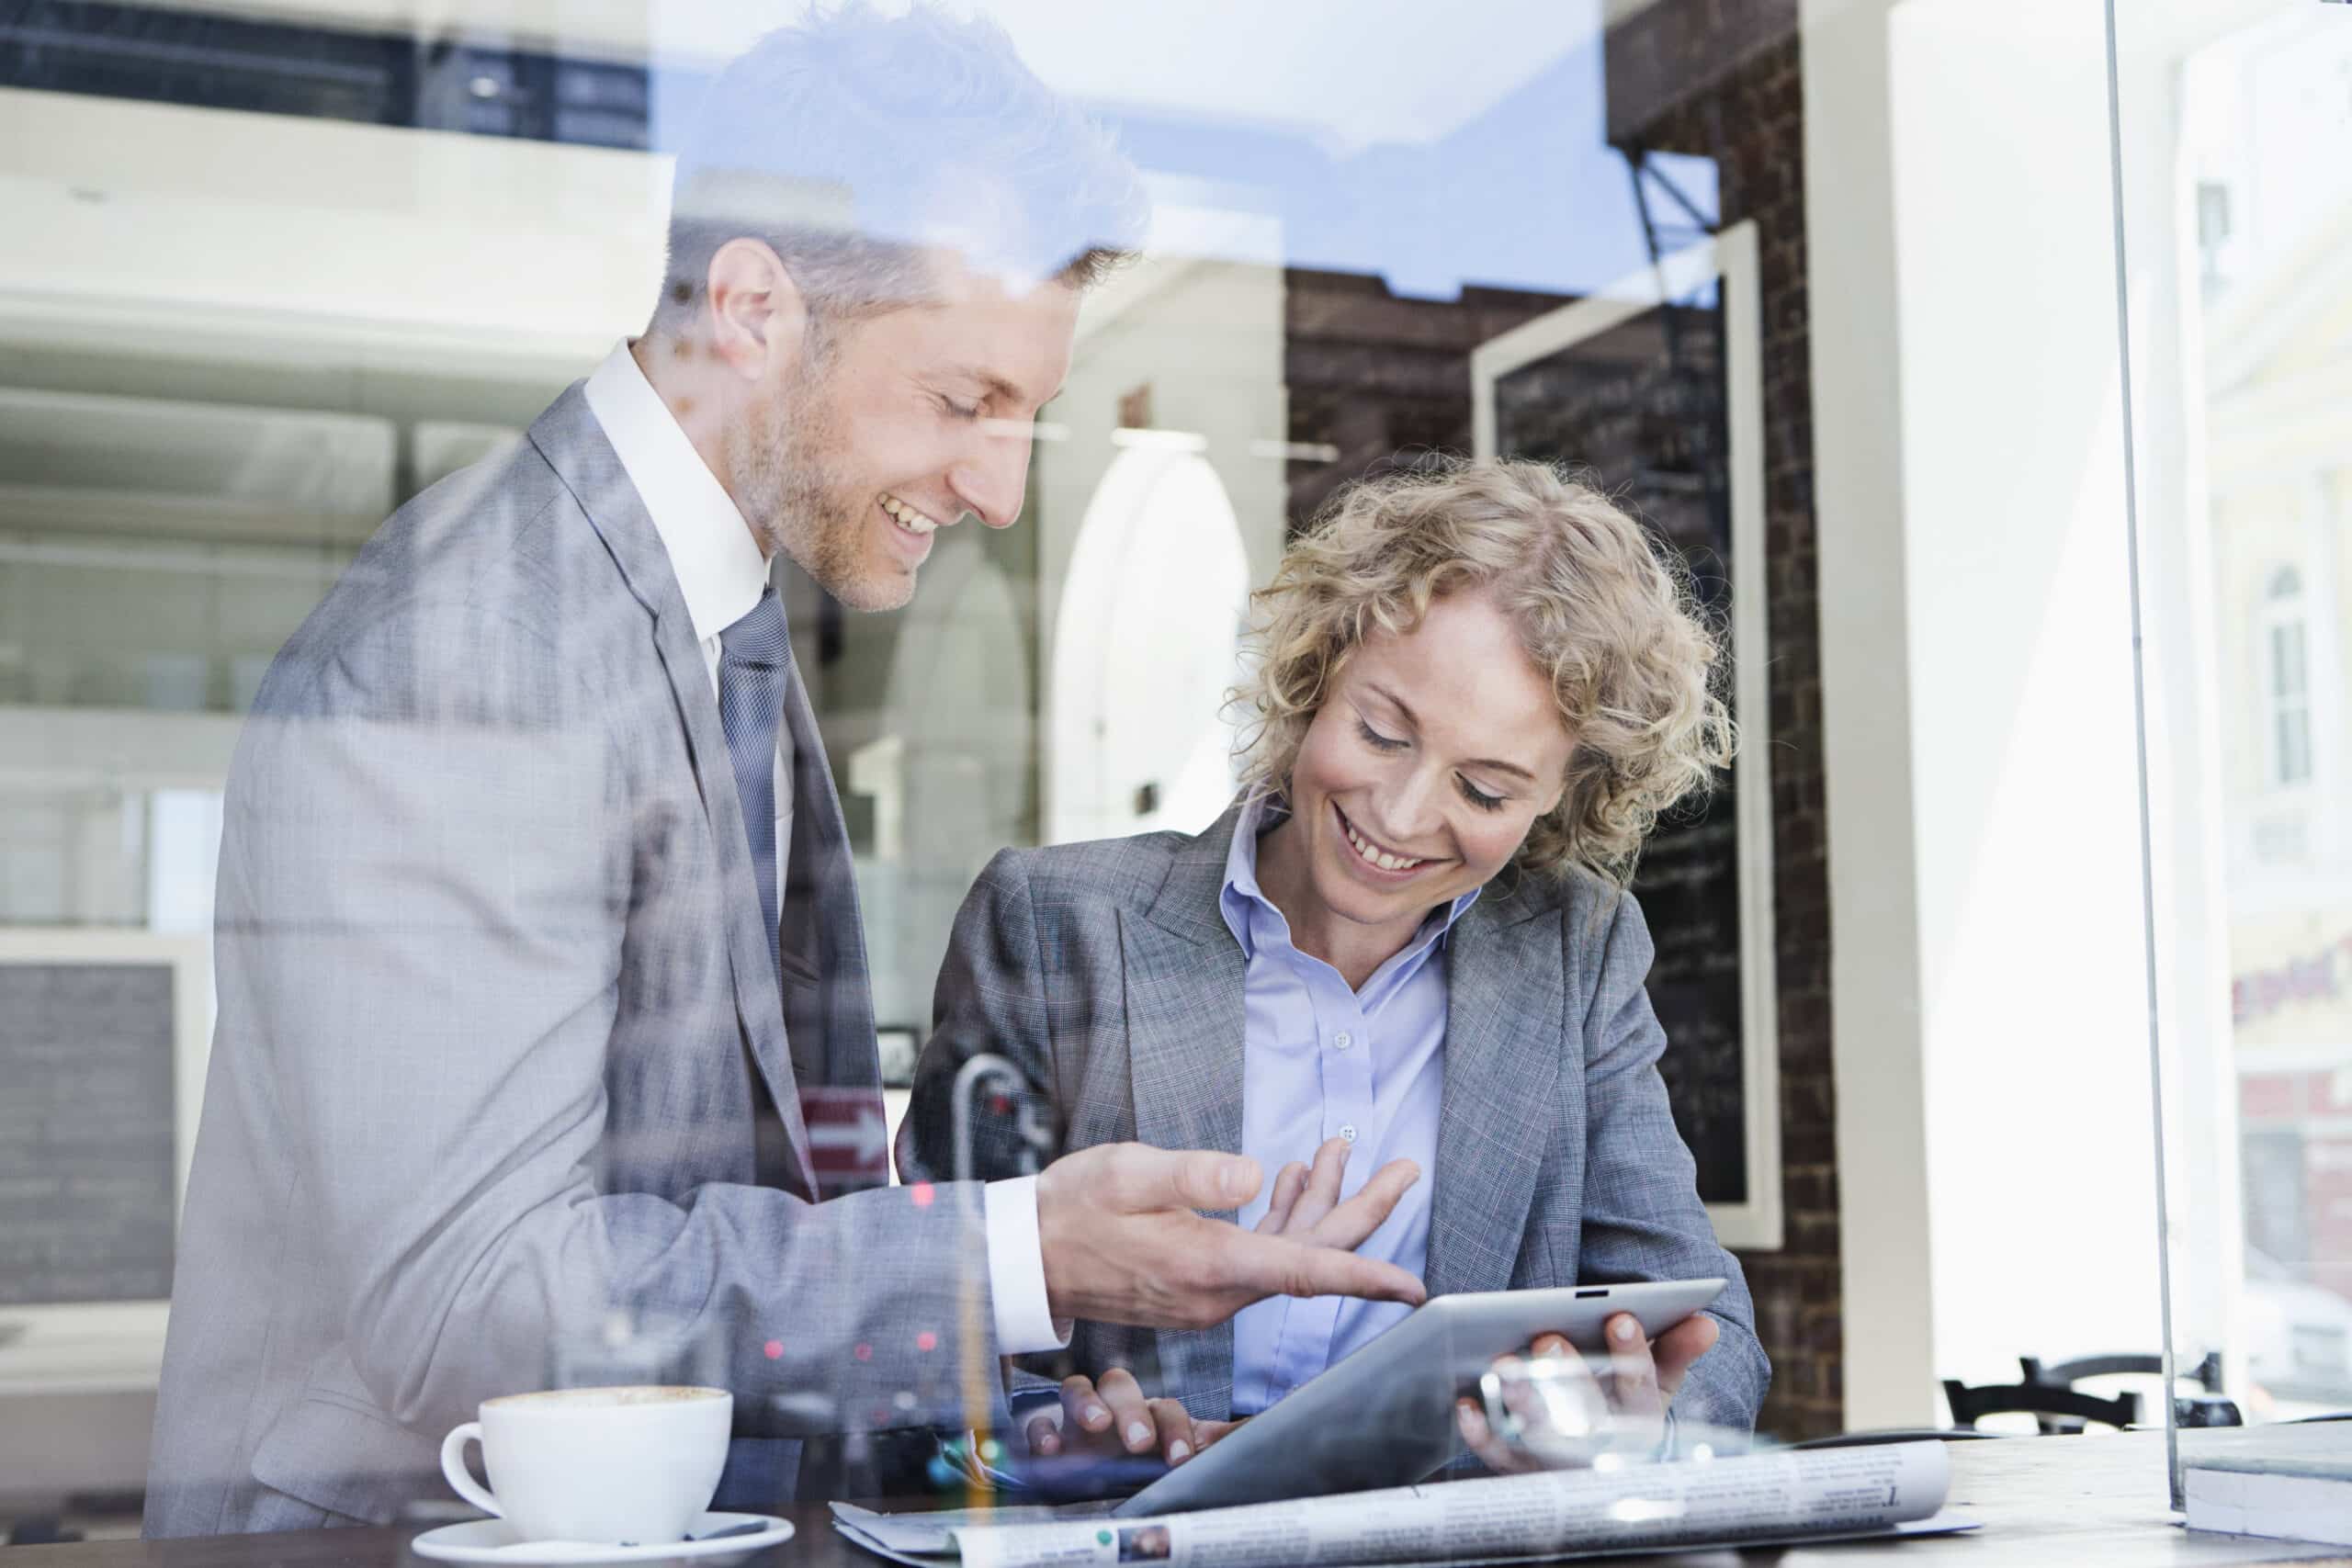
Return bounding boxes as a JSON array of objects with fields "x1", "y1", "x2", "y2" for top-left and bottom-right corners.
[{"x1": 2099, "y1": 0, "x2": 2183, "y2": 1508}]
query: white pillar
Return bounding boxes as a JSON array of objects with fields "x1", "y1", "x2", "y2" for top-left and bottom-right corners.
[
  {"x1": 1803, "y1": 0, "x2": 1939, "y2": 1431},
  {"x1": 1808, "y1": 0, "x2": 2170, "y2": 1427}
]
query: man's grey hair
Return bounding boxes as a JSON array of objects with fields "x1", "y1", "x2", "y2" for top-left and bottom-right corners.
[{"x1": 653, "y1": 4, "x2": 1149, "y2": 333}]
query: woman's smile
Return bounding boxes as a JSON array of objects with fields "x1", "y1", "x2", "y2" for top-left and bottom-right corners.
[{"x1": 1331, "y1": 801, "x2": 1442, "y2": 883}]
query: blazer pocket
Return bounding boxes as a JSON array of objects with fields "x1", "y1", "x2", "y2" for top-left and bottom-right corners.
[{"x1": 250, "y1": 1390, "x2": 441, "y2": 1527}]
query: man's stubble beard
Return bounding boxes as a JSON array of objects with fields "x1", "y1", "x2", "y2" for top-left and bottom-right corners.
[{"x1": 727, "y1": 352, "x2": 913, "y2": 613}]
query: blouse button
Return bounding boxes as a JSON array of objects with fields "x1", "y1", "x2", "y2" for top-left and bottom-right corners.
[
  {"x1": 1333, "y1": 1032, "x2": 1352, "y2": 1050},
  {"x1": 1339, "y1": 1124, "x2": 1358, "y2": 1144}
]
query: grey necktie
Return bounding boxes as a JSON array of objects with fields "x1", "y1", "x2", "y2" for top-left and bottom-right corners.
[
  {"x1": 718, "y1": 586, "x2": 886, "y2": 1200},
  {"x1": 717, "y1": 588, "x2": 789, "y2": 969}
]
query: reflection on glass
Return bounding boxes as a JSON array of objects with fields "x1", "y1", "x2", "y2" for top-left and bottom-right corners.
[
  {"x1": 1048, "y1": 441, "x2": 1250, "y2": 846},
  {"x1": 0, "y1": 0, "x2": 1917, "y2": 1541},
  {"x1": 2192, "y1": 0, "x2": 2352, "y2": 1427},
  {"x1": 2120, "y1": 0, "x2": 2352, "y2": 1493}
]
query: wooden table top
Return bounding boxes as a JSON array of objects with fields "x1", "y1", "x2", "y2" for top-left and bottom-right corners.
[{"x1": 10, "y1": 1428, "x2": 2348, "y2": 1568}]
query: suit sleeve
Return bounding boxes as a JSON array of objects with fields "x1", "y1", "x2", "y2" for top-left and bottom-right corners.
[
  {"x1": 223, "y1": 604, "x2": 1004, "y2": 1449},
  {"x1": 1570, "y1": 891, "x2": 1773, "y2": 1436},
  {"x1": 895, "y1": 851, "x2": 1069, "y2": 1408}
]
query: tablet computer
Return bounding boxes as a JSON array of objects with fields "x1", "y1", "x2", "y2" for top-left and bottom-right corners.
[{"x1": 1106, "y1": 1278, "x2": 1724, "y2": 1517}]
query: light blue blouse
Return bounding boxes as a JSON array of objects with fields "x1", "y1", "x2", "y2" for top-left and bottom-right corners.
[{"x1": 1218, "y1": 794, "x2": 1480, "y2": 1416}]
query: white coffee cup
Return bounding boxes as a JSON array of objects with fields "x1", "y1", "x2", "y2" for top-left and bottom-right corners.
[{"x1": 439, "y1": 1385, "x2": 732, "y2": 1544}]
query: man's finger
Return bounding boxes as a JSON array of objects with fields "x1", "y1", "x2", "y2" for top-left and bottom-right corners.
[
  {"x1": 1306, "y1": 1157, "x2": 1420, "y2": 1250},
  {"x1": 1223, "y1": 1229, "x2": 1428, "y2": 1306},
  {"x1": 1256, "y1": 1161, "x2": 1308, "y2": 1235},
  {"x1": 1604, "y1": 1313, "x2": 1663, "y2": 1418},
  {"x1": 1652, "y1": 1313, "x2": 1719, "y2": 1400},
  {"x1": 1027, "y1": 1411, "x2": 1062, "y2": 1457},
  {"x1": 1287, "y1": 1137, "x2": 1351, "y2": 1233},
  {"x1": 1107, "y1": 1144, "x2": 1261, "y2": 1214}
]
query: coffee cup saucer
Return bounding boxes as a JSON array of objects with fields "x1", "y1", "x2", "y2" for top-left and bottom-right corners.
[{"x1": 411, "y1": 1511, "x2": 795, "y2": 1563}]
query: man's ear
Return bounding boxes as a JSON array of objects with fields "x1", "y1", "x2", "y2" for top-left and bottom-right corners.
[{"x1": 706, "y1": 237, "x2": 811, "y2": 382}]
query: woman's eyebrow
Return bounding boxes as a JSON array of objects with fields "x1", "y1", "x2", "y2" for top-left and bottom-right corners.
[{"x1": 1363, "y1": 682, "x2": 1538, "y2": 783}]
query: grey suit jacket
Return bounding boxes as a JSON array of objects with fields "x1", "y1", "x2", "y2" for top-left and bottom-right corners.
[
  {"x1": 145, "y1": 385, "x2": 994, "y2": 1538},
  {"x1": 898, "y1": 807, "x2": 1770, "y2": 1436}
]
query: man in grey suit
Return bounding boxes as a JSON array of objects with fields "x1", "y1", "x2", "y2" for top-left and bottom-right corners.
[{"x1": 145, "y1": 9, "x2": 1422, "y2": 1537}]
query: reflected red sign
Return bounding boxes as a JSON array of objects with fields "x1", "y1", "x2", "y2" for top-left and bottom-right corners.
[{"x1": 2233, "y1": 934, "x2": 2352, "y2": 1026}]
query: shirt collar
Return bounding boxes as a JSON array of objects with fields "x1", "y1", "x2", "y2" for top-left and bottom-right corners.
[
  {"x1": 1217, "y1": 792, "x2": 1482, "y2": 962},
  {"x1": 582, "y1": 340, "x2": 770, "y2": 645}
]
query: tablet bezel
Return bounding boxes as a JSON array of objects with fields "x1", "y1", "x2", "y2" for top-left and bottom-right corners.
[{"x1": 1109, "y1": 1278, "x2": 1726, "y2": 1517}]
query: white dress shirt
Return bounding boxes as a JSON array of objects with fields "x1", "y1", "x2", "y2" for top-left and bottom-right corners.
[{"x1": 583, "y1": 341, "x2": 1066, "y2": 1359}]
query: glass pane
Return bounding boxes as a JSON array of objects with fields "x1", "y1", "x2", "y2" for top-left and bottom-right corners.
[
  {"x1": 2115, "y1": 0, "x2": 2352, "y2": 1501},
  {"x1": 2276, "y1": 621, "x2": 2308, "y2": 699},
  {"x1": 0, "y1": 0, "x2": 2201, "y2": 1543}
]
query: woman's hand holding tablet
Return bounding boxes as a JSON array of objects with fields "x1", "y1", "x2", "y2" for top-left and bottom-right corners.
[{"x1": 1454, "y1": 1309, "x2": 1722, "y2": 1472}]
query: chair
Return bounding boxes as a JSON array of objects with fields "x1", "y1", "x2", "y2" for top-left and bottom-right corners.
[
  {"x1": 1941, "y1": 1378, "x2": 2140, "y2": 1434},
  {"x1": 2018, "y1": 1350, "x2": 2222, "y2": 1392},
  {"x1": 2018, "y1": 1350, "x2": 2239, "y2": 1428}
]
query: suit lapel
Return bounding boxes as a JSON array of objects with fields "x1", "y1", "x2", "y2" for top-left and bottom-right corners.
[
  {"x1": 529, "y1": 385, "x2": 820, "y2": 1201},
  {"x1": 1123, "y1": 806, "x2": 1250, "y2": 1415},
  {"x1": 1124, "y1": 806, "x2": 1249, "y2": 1158},
  {"x1": 1425, "y1": 887, "x2": 1566, "y2": 1300},
  {"x1": 775, "y1": 645, "x2": 887, "y2": 1196}
]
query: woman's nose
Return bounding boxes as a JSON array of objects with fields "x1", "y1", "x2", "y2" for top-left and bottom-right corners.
[{"x1": 1375, "y1": 768, "x2": 1447, "y2": 844}]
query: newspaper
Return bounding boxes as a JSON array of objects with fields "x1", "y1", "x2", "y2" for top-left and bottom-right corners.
[{"x1": 834, "y1": 1441, "x2": 1971, "y2": 1568}]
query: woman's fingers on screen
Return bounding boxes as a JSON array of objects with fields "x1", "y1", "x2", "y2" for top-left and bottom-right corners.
[
  {"x1": 1096, "y1": 1367, "x2": 1157, "y2": 1453},
  {"x1": 1147, "y1": 1398, "x2": 1196, "y2": 1463},
  {"x1": 1062, "y1": 1373, "x2": 1113, "y2": 1435},
  {"x1": 1191, "y1": 1417, "x2": 1246, "y2": 1452},
  {"x1": 1651, "y1": 1313, "x2": 1720, "y2": 1400}
]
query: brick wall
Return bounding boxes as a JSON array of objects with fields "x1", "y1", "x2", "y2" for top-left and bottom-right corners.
[
  {"x1": 1605, "y1": 0, "x2": 1839, "y2": 1446},
  {"x1": 1282, "y1": 0, "x2": 1839, "y2": 1443}
]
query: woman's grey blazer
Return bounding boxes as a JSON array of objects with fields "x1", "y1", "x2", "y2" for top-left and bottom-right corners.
[{"x1": 898, "y1": 805, "x2": 1770, "y2": 1437}]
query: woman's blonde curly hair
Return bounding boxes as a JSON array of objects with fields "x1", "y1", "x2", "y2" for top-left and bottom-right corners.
[{"x1": 1231, "y1": 456, "x2": 1735, "y2": 894}]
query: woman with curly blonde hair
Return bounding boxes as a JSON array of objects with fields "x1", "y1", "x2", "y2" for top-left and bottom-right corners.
[{"x1": 902, "y1": 456, "x2": 1769, "y2": 1477}]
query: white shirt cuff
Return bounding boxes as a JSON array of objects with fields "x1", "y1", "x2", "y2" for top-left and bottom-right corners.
[{"x1": 984, "y1": 1176, "x2": 1072, "y2": 1357}]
